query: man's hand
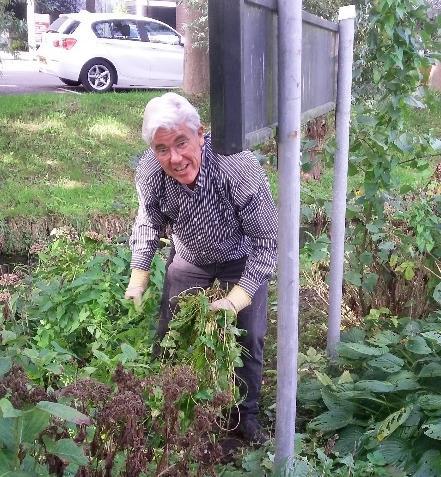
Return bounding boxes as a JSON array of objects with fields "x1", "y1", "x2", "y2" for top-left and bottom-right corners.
[
  {"x1": 210, "y1": 298, "x2": 236, "y2": 313},
  {"x1": 209, "y1": 285, "x2": 251, "y2": 314},
  {"x1": 125, "y1": 269, "x2": 150, "y2": 307}
]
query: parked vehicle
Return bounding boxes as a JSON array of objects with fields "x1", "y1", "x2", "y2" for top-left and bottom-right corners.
[{"x1": 37, "y1": 12, "x2": 184, "y2": 92}]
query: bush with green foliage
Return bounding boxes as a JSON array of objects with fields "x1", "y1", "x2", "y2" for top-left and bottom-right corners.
[
  {"x1": 311, "y1": 0, "x2": 441, "y2": 318},
  {"x1": 12, "y1": 231, "x2": 165, "y2": 364},
  {"x1": 298, "y1": 310, "x2": 441, "y2": 475}
]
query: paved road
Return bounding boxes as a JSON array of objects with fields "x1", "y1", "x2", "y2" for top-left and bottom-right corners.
[{"x1": 0, "y1": 59, "x2": 83, "y2": 95}]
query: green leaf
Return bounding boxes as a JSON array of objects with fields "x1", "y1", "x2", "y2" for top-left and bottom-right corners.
[
  {"x1": 337, "y1": 370, "x2": 353, "y2": 384},
  {"x1": 378, "y1": 241, "x2": 396, "y2": 251},
  {"x1": 371, "y1": 437, "x2": 409, "y2": 465},
  {"x1": 314, "y1": 371, "x2": 333, "y2": 387},
  {"x1": 414, "y1": 450, "x2": 441, "y2": 477},
  {"x1": 368, "y1": 330, "x2": 400, "y2": 347},
  {"x1": 389, "y1": 371, "x2": 420, "y2": 391},
  {"x1": 368, "y1": 353, "x2": 404, "y2": 373},
  {"x1": 92, "y1": 350, "x2": 111, "y2": 363},
  {"x1": 241, "y1": 449, "x2": 265, "y2": 473},
  {"x1": 341, "y1": 328, "x2": 366, "y2": 343},
  {"x1": 419, "y1": 362, "x2": 441, "y2": 378},
  {"x1": 0, "y1": 357, "x2": 12, "y2": 378},
  {"x1": 424, "y1": 420, "x2": 441, "y2": 440},
  {"x1": 21, "y1": 407, "x2": 50, "y2": 444},
  {"x1": 297, "y1": 379, "x2": 322, "y2": 402},
  {"x1": 345, "y1": 271, "x2": 362, "y2": 287},
  {"x1": 393, "y1": 133, "x2": 413, "y2": 152},
  {"x1": 43, "y1": 438, "x2": 88, "y2": 465},
  {"x1": 405, "y1": 336, "x2": 432, "y2": 355},
  {"x1": 1, "y1": 331, "x2": 17, "y2": 345},
  {"x1": 400, "y1": 184, "x2": 413, "y2": 194},
  {"x1": 354, "y1": 380, "x2": 395, "y2": 393},
  {"x1": 0, "y1": 418, "x2": 17, "y2": 450},
  {"x1": 362, "y1": 273, "x2": 378, "y2": 293},
  {"x1": 333, "y1": 425, "x2": 365, "y2": 455},
  {"x1": 359, "y1": 251, "x2": 373, "y2": 266},
  {"x1": 421, "y1": 331, "x2": 441, "y2": 347},
  {"x1": 402, "y1": 320, "x2": 421, "y2": 335},
  {"x1": 309, "y1": 409, "x2": 352, "y2": 432},
  {"x1": 45, "y1": 364, "x2": 63, "y2": 375},
  {"x1": 418, "y1": 395, "x2": 441, "y2": 411},
  {"x1": 321, "y1": 388, "x2": 356, "y2": 413},
  {"x1": 120, "y1": 343, "x2": 138, "y2": 362},
  {"x1": 337, "y1": 342, "x2": 387, "y2": 359},
  {"x1": 377, "y1": 407, "x2": 411, "y2": 441},
  {"x1": 0, "y1": 399, "x2": 23, "y2": 418},
  {"x1": 36, "y1": 402, "x2": 91, "y2": 425}
]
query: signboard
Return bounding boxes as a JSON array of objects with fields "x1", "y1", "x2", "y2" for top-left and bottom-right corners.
[{"x1": 209, "y1": 0, "x2": 339, "y2": 154}]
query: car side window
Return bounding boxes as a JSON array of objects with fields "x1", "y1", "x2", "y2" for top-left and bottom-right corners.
[
  {"x1": 93, "y1": 21, "x2": 112, "y2": 38},
  {"x1": 140, "y1": 21, "x2": 180, "y2": 45},
  {"x1": 93, "y1": 20, "x2": 141, "y2": 41}
]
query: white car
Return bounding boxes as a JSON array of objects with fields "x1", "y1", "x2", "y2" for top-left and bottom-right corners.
[{"x1": 37, "y1": 12, "x2": 184, "y2": 92}]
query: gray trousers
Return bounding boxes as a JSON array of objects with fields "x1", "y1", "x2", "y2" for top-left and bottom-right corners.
[{"x1": 158, "y1": 248, "x2": 268, "y2": 418}]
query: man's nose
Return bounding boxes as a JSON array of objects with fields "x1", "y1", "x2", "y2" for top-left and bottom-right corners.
[{"x1": 170, "y1": 147, "x2": 181, "y2": 163}]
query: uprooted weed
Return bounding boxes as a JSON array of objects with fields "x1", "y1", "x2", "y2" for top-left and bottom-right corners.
[{"x1": 160, "y1": 287, "x2": 245, "y2": 401}]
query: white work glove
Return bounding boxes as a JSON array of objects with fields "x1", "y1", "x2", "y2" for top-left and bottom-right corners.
[
  {"x1": 209, "y1": 285, "x2": 251, "y2": 314},
  {"x1": 124, "y1": 269, "x2": 150, "y2": 307}
]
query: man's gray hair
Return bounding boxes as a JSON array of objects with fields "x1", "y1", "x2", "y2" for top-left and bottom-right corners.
[{"x1": 142, "y1": 92, "x2": 201, "y2": 144}]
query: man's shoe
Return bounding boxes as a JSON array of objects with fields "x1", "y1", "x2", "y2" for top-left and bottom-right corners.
[{"x1": 238, "y1": 416, "x2": 269, "y2": 445}]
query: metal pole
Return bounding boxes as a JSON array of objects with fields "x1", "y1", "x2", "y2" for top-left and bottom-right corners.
[
  {"x1": 275, "y1": 0, "x2": 302, "y2": 469},
  {"x1": 27, "y1": 0, "x2": 36, "y2": 56},
  {"x1": 327, "y1": 5, "x2": 356, "y2": 358}
]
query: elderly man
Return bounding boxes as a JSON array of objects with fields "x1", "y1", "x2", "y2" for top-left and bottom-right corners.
[{"x1": 125, "y1": 92, "x2": 277, "y2": 444}]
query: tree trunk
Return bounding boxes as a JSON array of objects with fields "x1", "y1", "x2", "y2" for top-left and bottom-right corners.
[{"x1": 179, "y1": 2, "x2": 209, "y2": 95}]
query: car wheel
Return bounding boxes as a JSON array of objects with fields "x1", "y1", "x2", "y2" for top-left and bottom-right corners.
[
  {"x1": 80, "y1": 59, "x2": 116, "y2": 93},
  {"x1": 59, "y1": 77, "x2": 81, "y2": 87}
]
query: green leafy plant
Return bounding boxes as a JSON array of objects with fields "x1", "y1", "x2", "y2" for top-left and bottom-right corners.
[
  {"x1": 12, "y1": 233, "x2": 165, "y2": 364},
  {"x1": 298, "y1": 312, "x2": 441, "y2": 475}
]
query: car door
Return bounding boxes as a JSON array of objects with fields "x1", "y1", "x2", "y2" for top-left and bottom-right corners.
[
  {"x1": 92, "y1": 19, "x2": 148, "y2": 86},
  {"x1": 138, "y1": 20, "x2": 184, "y2": 87}
]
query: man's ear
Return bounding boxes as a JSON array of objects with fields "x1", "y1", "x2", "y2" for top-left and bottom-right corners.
[{"x1": 198, "y1": 126, "x2": 204, "y2": 146}]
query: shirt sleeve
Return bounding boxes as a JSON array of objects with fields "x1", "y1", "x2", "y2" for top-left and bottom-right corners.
[
  {"x1": 232, "y1": 154, "x2": 278, "y2": 297},
  {"x1": 129, "y1": 171, "x2": 167, "y2": 271}
]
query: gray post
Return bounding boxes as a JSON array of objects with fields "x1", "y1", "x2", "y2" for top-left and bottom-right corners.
[
  {"x1": 327, "y1": 5, "x2": 356, "y2": 358},
  {"x1": 27, "y1": 0, "x2": 36, "y2": 56},
  {"x1": 275, "y1": 0, "x2": 302, "y2": 469}
]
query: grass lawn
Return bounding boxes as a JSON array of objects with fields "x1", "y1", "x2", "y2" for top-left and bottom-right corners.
[{"x1": 0, "y1": 91, "x2": 157, "y2": 219}]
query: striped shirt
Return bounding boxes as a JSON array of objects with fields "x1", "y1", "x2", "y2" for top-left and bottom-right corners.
[{"x1": 129, "y1": 133, "x2": 278, "y2": 297}]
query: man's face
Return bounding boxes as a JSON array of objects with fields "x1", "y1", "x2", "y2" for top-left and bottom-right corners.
[{"x1": 152, "y1": 123, "x2": 204, "y2": 186}]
